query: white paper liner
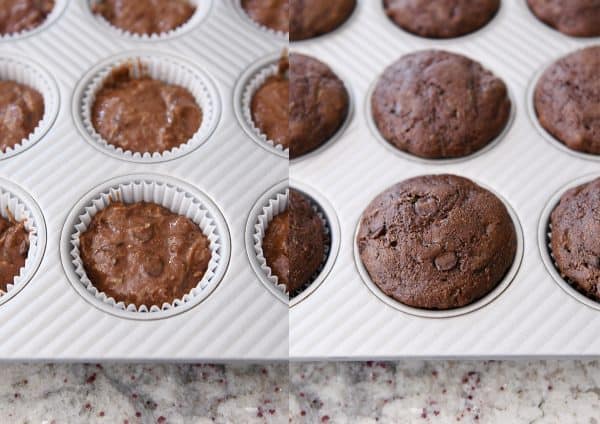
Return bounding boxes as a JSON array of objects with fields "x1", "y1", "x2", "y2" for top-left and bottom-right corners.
[
  {"x1": 232, "y1": 0, "x2": 288, "y2": 40},
  {"x1": 253, "y1": 188, "x2": 331, "y2": 298},
  {"x1": 0, "y1": 56, "x2": 59, "y2": 161},
  {"x1": 0, "y1": 187, "x2": 40, "y2": 299},
  {"x1": 69, "y1": 179, "x2": 224, "y2": 313},
  {"x1": 242, "y1": 62, "x2": 289, "y2": 156},
  {"x1": 87, "y1": 0, "x2": 212, "y2": 41},
  {"x1": 0, "y1": 0, "x2": 67, "y2": 41},
  {"x1": 79, "y1": 54, "x2": 219, "y2": 163}
]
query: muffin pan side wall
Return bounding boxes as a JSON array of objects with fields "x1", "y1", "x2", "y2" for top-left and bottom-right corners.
[
  {"x1": 290, "y1": 0, "x2": 600, "y2": 358},
  {"x1": 0, "y1": 0, "x2": 288, "y2": 360}
]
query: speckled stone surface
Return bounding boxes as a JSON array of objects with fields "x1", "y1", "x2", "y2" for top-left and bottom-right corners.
[{"x1": 2, "y1": 362, "x2": 600, "y2": 423}]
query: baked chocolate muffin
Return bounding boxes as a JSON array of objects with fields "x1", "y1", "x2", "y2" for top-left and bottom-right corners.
[
  {"x1": 80, "y1": 202, "x2": 211, "y2": 307},
  {"x1": 0, "y1": 80, "x2": 44, "y2": 153},
  {"x1": 534, "y1": 46, "x2": 600, "y2": 154},
  {"x1": 371, "y1": 50, "x2": 511, "y2": 159},
  {"x1": 357, "y1": 174, "x2": 517, "y2": 310},
  {"x1": 550, "y1": 178, "x2": 600, "y2": 302},
  {"x1": 263, "y1": 190, "x2": 326, "y2": 295},
  {"x1": 0, "y1": 0, "x2": 54, "y2": 35},
  {"x1": 290, "y1": 0, "x2": 356, "y2": 41},
  {"x1": 92, "y1": 64, "x2": 202, "y2": 154},
  {"x1": 290, "y1": 53, "x2": 349, "y2": 159},
  {"x1": 383, "y1": 0, "x2": 499, "y2": 39},
  {"x1": 92, "y1": 0, "x2": 195, "y2": 35},
  {"x1": 251, "y1": 55, "x2": 289, "y2": 149},
  {"x1": 241, "y1": 0, "x2": 289, "y2": 34},
  {"x1": 527, "y1": 0, "x2": 600, "y2": 37},
  {"x1": 0, "y1": 215, "x2": 29, "y2": 292}
]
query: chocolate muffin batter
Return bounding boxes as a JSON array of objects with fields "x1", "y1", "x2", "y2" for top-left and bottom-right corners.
[
  {"x1": 80, "y1": 202, "x2": 211, "y2": 307},
  {"x1": 92, "y1": 0, "x2": 195, "y2": 36},
  {"x1": 384, "y1": 0, "x2": 500, "y2": 39},
  {"x1": 534, "y1": 46, "x2": 600, "y2": 154},
  {"x1": 550, "y1": 178, "x2": 600, "y2": 302},
  {"x1": 0, "y1": 0, "x2": 54, "y2": 35},
  {"x1": 357, "y1": 175, "x2": 517, "y2": 310},
  {"x1": 0, "y1": 80, "x2": 44, "y2": 153},
  {"x1": 0, "y1": 214, "x2": 29, "y2": 292},
  {"x1": 527, "y1": 0, "x2": 600, "y2": 37},
  {"x1": 92, "y1": 65, "x2": 202, "y2": 155},
  {"x1": 241, "y1": 0, "x2": 289, "y2": 34},
  {"x1": 251, "y1": 55, "x2": 289, "y2": 149},
  {"x1": 290, "y1": 0, "x2": 356, "y2": 41},
  {"x1": 372, "y1": 50, "x2": 511, "y2": 159},
  {"x1": 263, "y1": 190, "x2": 326, "y2": 295},
  {"x1": 290, "y1": 53, "x2": 349, "y2": 159}
]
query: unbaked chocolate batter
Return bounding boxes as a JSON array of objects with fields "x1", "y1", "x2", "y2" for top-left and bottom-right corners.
[
  {"x1": 251, "y1": 55, "x2": 289, "y2": 149},
  {"x1": 92, "y1": 0, "x2": 195, "y2": 35},
  {"x1": 0, "y1": 80, "x2": 44, "y2": 153},
  {"x1": 0, "y1": 0, "x2": 54, "y2": 35},
  {"x1": 80, "y1": 202, "x2": 211, "y2": 307},
  {"x1": 0, "y1": 214, "x2": 29, "y2": 292},
  {"x1": 92, "y1": 65, "x2": 202, "y2": 154},
  {"x1": 241, "y1": 0, "x2": 289, "y2": 34}
]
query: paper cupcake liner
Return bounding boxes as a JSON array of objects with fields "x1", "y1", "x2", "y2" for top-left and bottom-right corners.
[
  {"x1": 232, "y1": 0, "x2": 288, "y2": 41},
  {"x1": 253, "y1": 187, "x2": 331, "y2": 299},
  {"x1": 87, "y1": 0, "x2": 212, "y2": 41},
  {"x1": 68, "y1": 178, "x2": 225, "y2": 314},
  {"x1": 0, "y1": 56, "x2": 60, "y2": 161},
  {"x1": 78, "y1": 53, "x2": 220, "y2": 163},
  {"x1": 0, "y1": 182, "x2": 44, "y2": 303},
  {"x1": 242, "y1": 61, "x2": 289, "y2": 156},
  {"x1": 0, "y1": 0, "x2": 67, "y2": 41}
]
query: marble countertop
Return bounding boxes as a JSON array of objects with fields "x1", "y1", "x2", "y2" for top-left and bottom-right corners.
[{"x1": 1, "y1": 361, "x2": 599, "y2": 423}]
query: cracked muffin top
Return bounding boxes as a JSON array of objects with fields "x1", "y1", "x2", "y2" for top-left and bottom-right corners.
[{"x1": 357, "y1": 174, "x2": 517, "y2": 310}]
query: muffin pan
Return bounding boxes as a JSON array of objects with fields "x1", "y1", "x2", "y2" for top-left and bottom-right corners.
[
  {"x1": 290, "y1": 0, "x2": 600, "y2": 358},
  {"x1": 0, "y1": 1, "x2": 286, "y2": 360}
]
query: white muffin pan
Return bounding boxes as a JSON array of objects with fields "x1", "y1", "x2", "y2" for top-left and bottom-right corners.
[
  {"x1": 0, "y1": 0, "x2": 287, "y2": 361},
  {"x1": 290, "y1": 0, "x2": 600, "y2": 358}
]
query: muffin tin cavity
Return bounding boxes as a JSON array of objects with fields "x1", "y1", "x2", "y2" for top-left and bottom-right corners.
[
  {"x1": 354, "y1": 177, "x2": 524, "y2": 319},
  {"x1": 234, "y1": 51, "x2": 289, "y2": 158},
  {"x1": 0, "y1": 56, "x2": 60, "y2": 161},
  {"x1": 528, "y1": 49, "x2": 600, "y2": 162},
  {"x1": 539, "y1": 174, "x2": 600, "y2": 312},
  {"x1": 365, "y1": 53, "x2": 515, "y2": 165},
  {"x1": 72, "y1": 52, "x2": 221, "y2": 164},
  {"x1": 85, "y1": 0, "x2": 213, "y2": 41},
  {"x1": 245, "y1": 180, "x2": 340, "y2": 307},
  {"x1": 60, "y1": 174, "x2": 231, "y2": 321},
  {"x1": 231, "y1": 0, "x2": 288, "y2": 41},
  {"x1": 0, "y1": 179, "x2": 46, "y2": 307},
  {"x1": 0, "y1": 0, "x2": 68, "y2": 41}
]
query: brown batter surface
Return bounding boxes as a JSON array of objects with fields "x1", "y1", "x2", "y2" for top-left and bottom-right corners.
[
  {"x1": 80, "y1": 202, "x2": 211, "y2": 307},
  {"x1": 241, "y1": 0, "x2": 289, "y2": 33},
  {"x1": 0, "y1": 214, "x2": 29, "y2": 292},
  {"x1": 92, "y1": 65, "x2": 202, "y2": 154},
  {"x1": 0, "y1": 0, "x2": 54, "y2": 35},
  {"x1": 92, "y1": 0, "x2": 195, "y2": 35},
  {"x1": 263, "y1": 210, "x2": 289, "y2": 288},
  {"x1": 251, "y1": 56, "x2": 289, "y2": 149},
  {"x1": 0, "y1": 80, "x2": 44, "y2": 153}
]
